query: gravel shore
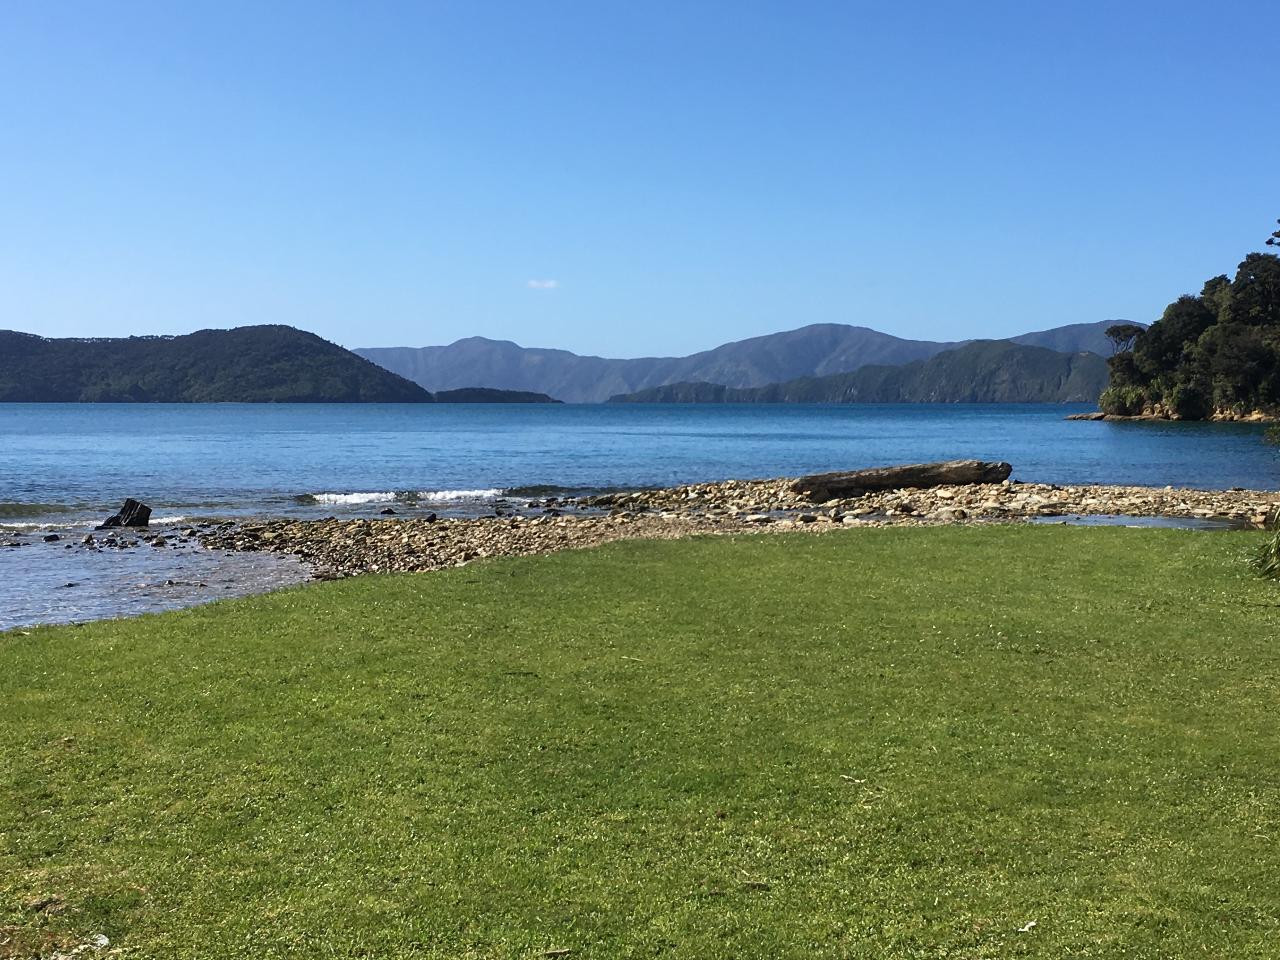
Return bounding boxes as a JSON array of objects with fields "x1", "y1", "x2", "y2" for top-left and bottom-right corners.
[{"x1": 196, "y1": 476, "x2": 1280, "y2": 579}]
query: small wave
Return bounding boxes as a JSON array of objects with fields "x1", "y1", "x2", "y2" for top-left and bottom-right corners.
[
  {"x1": 1, "y1": 520, "x2": 88, "y2": 532},
  {"x1": 307, "y1": 491, "x2": 400, "y2": 505},
  {"x1": 415, "y1": 488, "x2": 503, "y2": 503},
  {"x1": 299, "y1": 489, "x2": 504, "y2": 507},
  {"x1": 504, "y1": 484, "x2": 630, "y2": 498},
  {"x1": 0, "y1": 501, "x2": 78, "y2": 519},
  {"x1": 504, "y1": 484, "x2": 598, "y2": 497},
  {"x1": 1, "y1": 514, "x2": 191, "y2": 533}
]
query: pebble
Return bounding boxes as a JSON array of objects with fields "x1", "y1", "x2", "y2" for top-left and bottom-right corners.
[{"x1": 195, "y1": 475, "x2": 1279, "y2": 580}]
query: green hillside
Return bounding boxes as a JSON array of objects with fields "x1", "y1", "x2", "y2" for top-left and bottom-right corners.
[
  {"x1": 610, "y1": 341, "x2": 1108, "y2": 403},
  {"x1": 0, "y1": 326, "x2": 434, "y2": 403}
]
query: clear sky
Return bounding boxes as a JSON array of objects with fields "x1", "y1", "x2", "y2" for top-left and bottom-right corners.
[{"x1": 2, "y1": 1, "x2": 1277, "y2": 357}]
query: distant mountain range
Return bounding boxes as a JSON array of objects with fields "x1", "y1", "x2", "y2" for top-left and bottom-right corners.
[
  {"x1": 608, "y1": 341, "x2": 1109, "y2": 404},
  {"x1": 0, "y1": 319, "x2": 1130, "y2": 405},
  {"x1": 357, "y1": 320, "x2": 1125, "y2": 403},
  {"x1": 0, "y1": 326, "x2": 557, "y2": 403},
  {"x1": 1006, "y1": 322, "x2": 1126, "y2": 356}
]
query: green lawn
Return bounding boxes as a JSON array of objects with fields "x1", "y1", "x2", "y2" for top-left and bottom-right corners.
[{"x1": 3, "y1": 527, "x2": 1279, "y2": 959}]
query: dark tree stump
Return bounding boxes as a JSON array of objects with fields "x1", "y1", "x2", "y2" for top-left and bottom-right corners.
[{"x1": 98, "y1": 498, "x2": 152, "y2": 528}]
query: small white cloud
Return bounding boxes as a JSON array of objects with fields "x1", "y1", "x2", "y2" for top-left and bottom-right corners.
[{"x1": 526, "y1": 279, "x2": 559, "y2": 290}]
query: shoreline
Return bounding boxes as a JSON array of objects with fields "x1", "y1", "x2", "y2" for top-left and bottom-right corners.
[
  {"x1": 1067, "y1": 410, "x2": 1280, "y2": 423},
  {"x1": 0, "y1": 526, "x2": 310, "y2": 632},
  {"x1": 197, "y1": 476, "x2": 1280, "y2": 579},
  {"x1": 6, "y1": 475, "x2": 1276, "y2": 630}
]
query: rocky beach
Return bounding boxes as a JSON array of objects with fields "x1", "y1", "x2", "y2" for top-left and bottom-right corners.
[
  {"x1": 8, "y1": 464, "x2": 1278, "y2": 628},
  {"x1": 194, "y1": 472, "x2": 1280, "y2": 579}
]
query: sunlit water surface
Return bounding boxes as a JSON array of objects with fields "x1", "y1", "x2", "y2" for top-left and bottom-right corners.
[{"x1": 2, "y1": 402, "x2": 1274, "y2": 628}]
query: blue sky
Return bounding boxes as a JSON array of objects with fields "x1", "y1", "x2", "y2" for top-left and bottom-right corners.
[{"x1": 1, "y1": 2, "x2": 1276, "y2": 356}]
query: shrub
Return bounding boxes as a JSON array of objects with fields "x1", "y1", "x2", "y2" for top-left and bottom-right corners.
[
  {"x1": 1166, "y1": 383, "x2": 1211, "y2": 420},
  {"x1": 1099, "y1": 384, "x2": 1146, "y2": 416},
  {"x1": 1251, "y1": 524, "x2": 1280, "y2": 579}
]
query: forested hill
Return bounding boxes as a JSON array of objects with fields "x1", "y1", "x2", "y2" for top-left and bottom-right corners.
[
  {"x1": 434, "y1": 387, "x2": 561, "y2": 403},
  {"x1": 0, "y1": 326, "x2": 435, "y2": 402},
  {"x1": 1100, "y1": 249, "x2": 1280, "y2": 419},
  {"x1": 608, "y1": 341, "x2": 1109, "y2": 403}
]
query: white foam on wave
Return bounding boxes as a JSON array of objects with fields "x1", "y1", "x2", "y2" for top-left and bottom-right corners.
[
  {"x1": 307, "y1": 489, "x2": 503, "y2": 506},
  {"x1": 416, "y1": 488, "x2": 503, "y2": 503},
  {"x1": 1, "y1": 520, "x2": 87, "y2": 531},
  {"x1": 1, "y1": 514, "x2": 189, "y2": 532},
  {"x1": 311, "y1": 491, "x2": 399, "y2": 505}
]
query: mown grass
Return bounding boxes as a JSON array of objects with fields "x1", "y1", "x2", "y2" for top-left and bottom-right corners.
[{"x1": 2, "y1": 526, "x2": 1279, "y2": 959}]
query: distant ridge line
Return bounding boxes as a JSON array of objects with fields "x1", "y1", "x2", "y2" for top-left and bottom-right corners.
[{"x1": 356, "y1": 320, "x2": 1137, "y2": 403}]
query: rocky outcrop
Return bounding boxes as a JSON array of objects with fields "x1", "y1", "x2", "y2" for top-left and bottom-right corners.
[
  {"x1": 791, "y1": 460, "x2": 1013, "y2": 501},
  {"x1": 98, "y1": 498, "x2": 151, "y2": 528},
  {"x1": 1209, "y1": 408, "x2": 1278, "y2": 422},
  {"x1": 1069, "y1": 407, "x2": 1280, "y2": 423}
]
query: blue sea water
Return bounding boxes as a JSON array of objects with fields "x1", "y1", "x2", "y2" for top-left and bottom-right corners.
[
  {"x1": 2, "y1": 402, "x2": 1276, "y2": 629},
  {"x1": 1, "y1": 402, "x2": 1278, "y2": 526}
]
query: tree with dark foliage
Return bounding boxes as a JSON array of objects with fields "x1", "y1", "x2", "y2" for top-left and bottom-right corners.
[
  {"x1": 1104, "y1": 323, "x2": 1145, "y2": 355},
  {"x1": 1099, "y1": 227, "x2": 1280, "y2": 419}
]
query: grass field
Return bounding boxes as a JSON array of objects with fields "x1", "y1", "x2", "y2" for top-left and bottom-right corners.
[{"x1": 3, "y1": 526, "x2": 1279, "y2": 958}]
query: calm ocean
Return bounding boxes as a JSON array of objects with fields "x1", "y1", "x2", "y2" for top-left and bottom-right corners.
[
  {"x1": 3, "y1": 402, "x2": 1276, "y2": 629},
  {"x1": 2, "y1": 402, "x2": 1278, "y2": 526}
]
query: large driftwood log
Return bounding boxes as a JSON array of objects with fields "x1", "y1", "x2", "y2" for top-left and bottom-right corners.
[{"x1": 792, "y1": 459, "x2": 1012, "y2": 502}]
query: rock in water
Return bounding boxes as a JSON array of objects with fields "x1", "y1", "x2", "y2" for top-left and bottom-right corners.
[
  {"x1": 792, "y1": 460, "x2": 1013, "y2": 502},
  {"x1": 99, "y1": 498, "x2": 152, "y2": 528}
]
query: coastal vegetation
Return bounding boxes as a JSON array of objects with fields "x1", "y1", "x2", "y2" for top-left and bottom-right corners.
[
  {"x1": 1251, "y1": 525, "x2": 1280, "y2": 579},
  {"x1": 609, "y1": 341, "x2": 1108, "y2": 404},
  {"x1": 3, "y1": 526, "x2": 1278, "y2": 958},
  {"x1": 1099, "y1": 241, "x2": 1280, "y2": 419},
  {"x1": 0, "y1": 327, "x2": 557, "y2": 404}
]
